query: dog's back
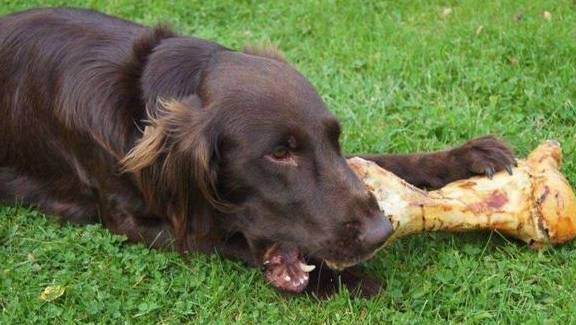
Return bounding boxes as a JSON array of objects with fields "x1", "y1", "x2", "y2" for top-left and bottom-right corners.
[
  {"x1": 0, "y1": 8, "x2": 152, "y2": 220},
  {"x1": 0, "y1": 8, "x2": 147, "y2": 152}
]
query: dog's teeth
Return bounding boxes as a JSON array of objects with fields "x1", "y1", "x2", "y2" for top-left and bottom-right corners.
[
  {"x1": 263, "y1": 260, "x2": 270, "y2": 265},
  {"x1": 299, "y1": 262, "x2": 316, "y2": 272}
]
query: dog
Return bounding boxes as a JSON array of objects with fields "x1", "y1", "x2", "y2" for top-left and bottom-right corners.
[{"x1": 0, "y1": 8, "x2": 515, "y2": 296}]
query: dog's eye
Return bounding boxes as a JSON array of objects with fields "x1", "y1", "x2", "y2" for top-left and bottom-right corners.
[
  {"x1": 271, "y1": 147, "x2": 291, "y2": 160},
  {"x1": 266, "y1": 146, "x2": 296, "y2": 166},
  {"x1": 265, "y1": 136, "x2": 298, "y2": 166}
]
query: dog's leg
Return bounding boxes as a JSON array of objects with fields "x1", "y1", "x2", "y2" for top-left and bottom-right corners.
[
  {"x1": 0, "y1": 168, "x2": 11, "y2": 202},
  {"x1": 213, "y1": 232, "x2": 259, "y2": 266},
  {"x1": 98, "y1": 203, "x2": 176, "y2": 250},
  {"x1": 0, "y1": 167, "x2": 99, "y2": 224},
  {"x1": 356, "y1": 136, "x2": 516, "y2": 189}
]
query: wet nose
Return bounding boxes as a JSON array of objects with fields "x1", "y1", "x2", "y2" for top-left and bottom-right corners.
[{"x1": 359, "y1": 213, "x2": 394, "y2": 252}]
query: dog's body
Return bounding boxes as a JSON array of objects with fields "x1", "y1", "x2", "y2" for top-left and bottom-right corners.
[{"x1": 0, "y1": 8, "x2": 515, "y2": 296}]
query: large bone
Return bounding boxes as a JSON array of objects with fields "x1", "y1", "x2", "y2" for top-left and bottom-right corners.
[{"x1": 348, "y1": 140, "x2": 576, "y2": 253}]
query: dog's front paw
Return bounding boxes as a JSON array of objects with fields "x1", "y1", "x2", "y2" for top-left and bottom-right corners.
[{"x1": 450, "y1": 136, "x2": 516, "y2": 179}]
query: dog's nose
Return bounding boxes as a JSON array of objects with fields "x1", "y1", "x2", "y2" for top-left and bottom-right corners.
[{"x1": 359, "y1": 213, "x2": 394, "y2": 252}]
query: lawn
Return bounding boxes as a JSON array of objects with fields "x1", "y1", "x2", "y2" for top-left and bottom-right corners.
[{"x1": 1, "y1": 0, "x2": 575, "y2": 323}]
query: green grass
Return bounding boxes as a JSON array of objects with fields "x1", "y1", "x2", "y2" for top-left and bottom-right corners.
[{"x1": 1, "y1": 0, "x2": 576, "y2": 323}]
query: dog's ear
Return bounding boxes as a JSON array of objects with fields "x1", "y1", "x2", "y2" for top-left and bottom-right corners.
[
  {"x1": 122, "y1": 95, "x2": 229, "y2": 252},
  {"x1": 121, "y1": 95, "x2": 225, "y2": 211}
]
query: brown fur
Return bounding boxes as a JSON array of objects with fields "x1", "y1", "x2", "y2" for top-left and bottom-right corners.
[{"x1": 0, "y1": 8, "x2": 515, "y2": 297}]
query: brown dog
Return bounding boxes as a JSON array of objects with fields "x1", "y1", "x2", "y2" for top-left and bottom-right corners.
[{"x1": 0, "y1": 8, "x2": 515, "y2": 296}]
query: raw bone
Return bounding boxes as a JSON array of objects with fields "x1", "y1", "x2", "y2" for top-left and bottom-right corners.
[{"x1": 348, "y1": 140, "x2": 576, "y2": 253}]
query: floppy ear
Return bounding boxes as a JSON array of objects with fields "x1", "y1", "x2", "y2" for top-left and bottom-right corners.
[
  {"x1": 121, "y1": 95, "x2": 225, "y2": 211},
  {"x1": 121, "y1": 95, "x2": 227, "y2": 252}
]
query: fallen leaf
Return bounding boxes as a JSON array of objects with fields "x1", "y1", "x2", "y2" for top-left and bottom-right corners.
[
  {"x1": 543, "y1": 11, "x2": 552, "y2": 21},
  {"x1": 441, "y1": 7, "x2": 453, "y2": 18},
  {"x1": 507, "y1": 56, "x2": 519, "y2": 66},
  {"x1": 476, "y1": 25, "x2": 484, "y2": 35},
  {"x1": 40, "y1": 285, "x2": 65, "y2": 302}
]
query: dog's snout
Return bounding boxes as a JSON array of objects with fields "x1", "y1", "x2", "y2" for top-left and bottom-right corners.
[{"x1": 358, "y1": 213, "x2": 394, "y2": 251}]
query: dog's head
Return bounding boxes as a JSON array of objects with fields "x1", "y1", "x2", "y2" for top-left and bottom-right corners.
[{"x1": 123, "y1": 41, "x2": 393, "y2": 271}]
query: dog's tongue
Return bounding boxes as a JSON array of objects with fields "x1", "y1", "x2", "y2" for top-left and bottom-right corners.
[{"x1": 262, "y1": 244, "x2": 316, "y2": 293}]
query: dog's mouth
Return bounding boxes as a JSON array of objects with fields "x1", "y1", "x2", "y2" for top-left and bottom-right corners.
[
  {"x1": 262, "y1": 243, "x2": 316, "y2": 293},
  {"x1": 262, "y1": 244, "x2": 376, "y2": 293}
]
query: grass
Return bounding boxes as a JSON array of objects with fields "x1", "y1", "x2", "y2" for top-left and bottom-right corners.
[{"x1": 1, "y1": 0, "x2": 576, "y2": 323}]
